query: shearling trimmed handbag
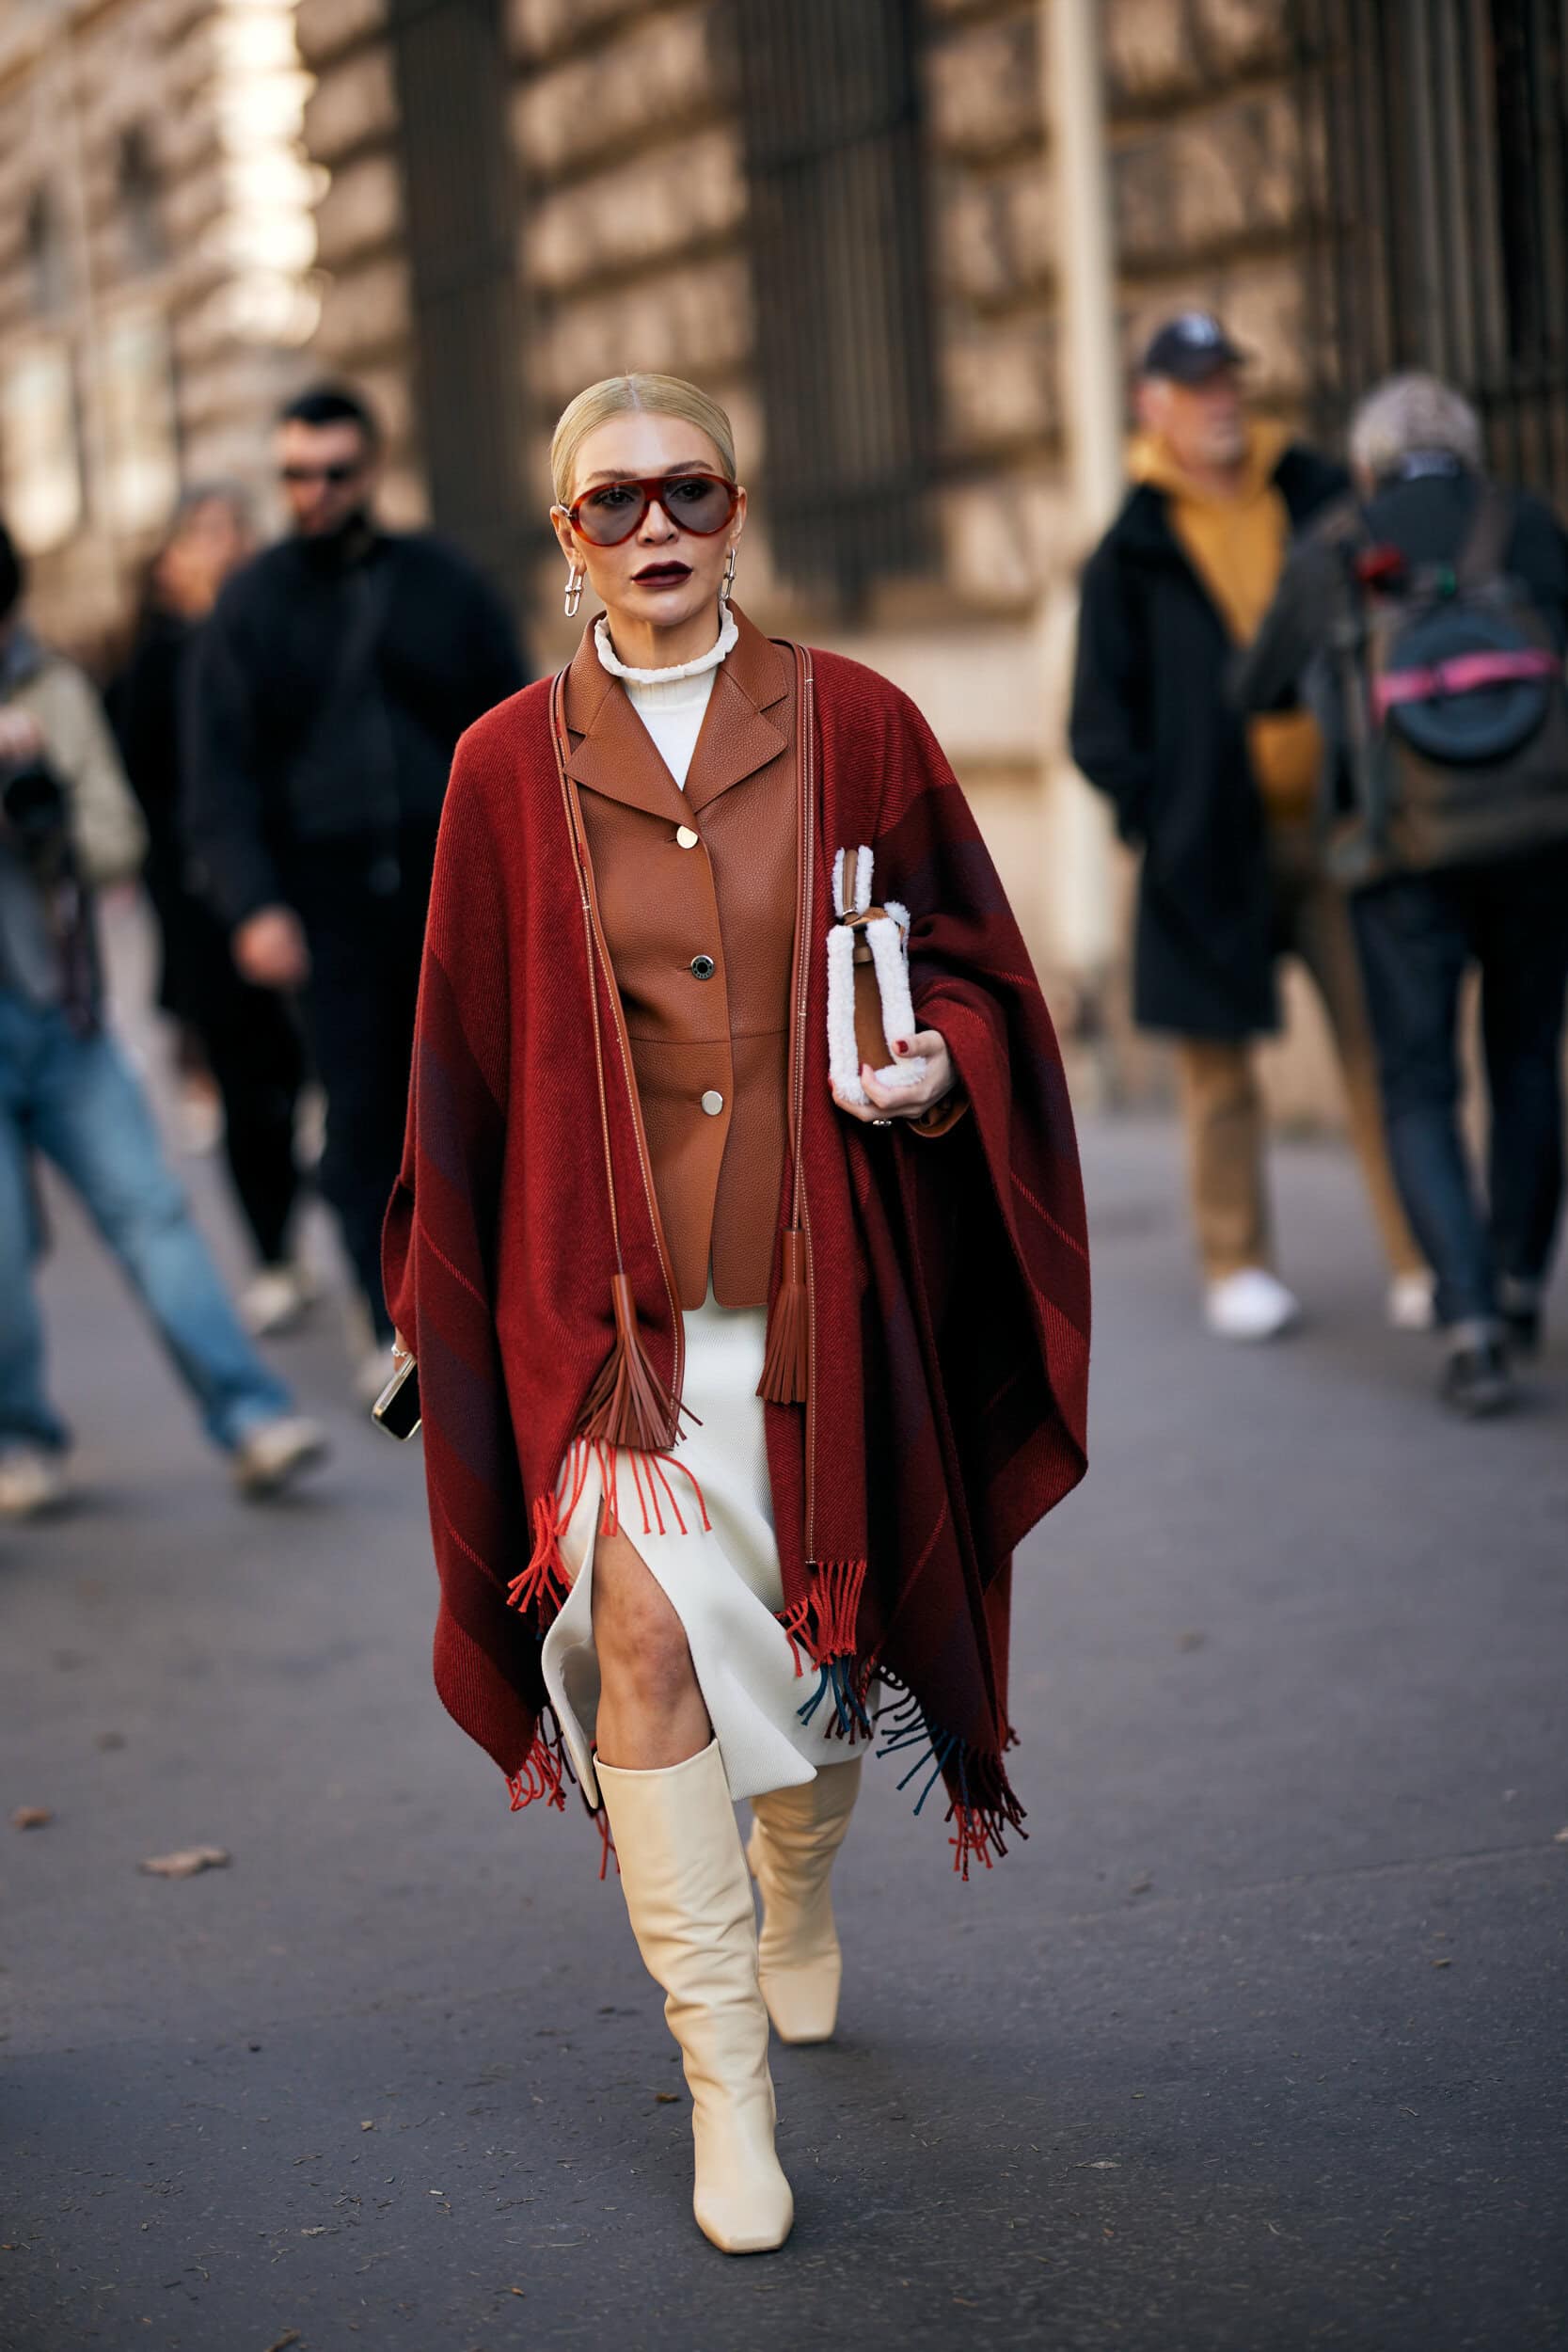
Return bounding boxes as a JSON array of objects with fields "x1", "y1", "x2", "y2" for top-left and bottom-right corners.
[{"x1": 826, "y1": 846, "x2": 930, "y2": 1107}]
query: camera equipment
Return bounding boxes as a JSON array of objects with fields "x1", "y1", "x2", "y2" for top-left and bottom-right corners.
[{"x1": 1, "y1": 756, "x2": 70, "y2": 878}]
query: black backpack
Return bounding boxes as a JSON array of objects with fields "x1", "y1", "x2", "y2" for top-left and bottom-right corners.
[{"x1": 1320, "y1": 485, "x2": 1568, "y2": 881}]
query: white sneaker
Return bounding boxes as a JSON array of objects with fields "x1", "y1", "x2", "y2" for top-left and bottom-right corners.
[
  {"x1": 1386, "y1": 1271, "x2": 1437, "y2": 1332},
  {"x1": 241, "y1": 1263, "x2": 318, "y2": 1338},
  {"x1": 176, "y1": 1077, "x2": 224, "y2": 1157},
  {"x1": 232, "y1": 1416, "x2": 329, "y2": 1500},
  {"x1": 1205, "y1": 1267, "x2": 1301, "y2": 1342},
  {"x1": 0, "y1": 1444, "x2": 70, "y2": 1519}
]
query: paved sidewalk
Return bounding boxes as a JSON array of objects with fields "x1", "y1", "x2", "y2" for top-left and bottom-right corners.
[{"x1": 2, "y1": 1053, "x2": 1565, "y2": 2349}]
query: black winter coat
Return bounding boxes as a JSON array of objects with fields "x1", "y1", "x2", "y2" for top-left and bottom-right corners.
[
  {"x1": 184, "y1": 525, "x2": 526, "y2": 928},
  {"x1": 107, "y1": 610, "x2": 213, "y2": 1016},
  {"x1": 1069, "y1": 445, "x2": 1347, "y2": 1038}
]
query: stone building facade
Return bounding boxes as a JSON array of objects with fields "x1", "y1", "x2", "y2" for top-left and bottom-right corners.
[
  {"x1": 0, "y1": 0, "x2": 323, "y2": 651},
  {"x1": 9, "y1": 0, "x2": 1517, "y2": 1120},
  {"x1": 293, "y1": 0, "x2": 1336, "y2": 1099}
]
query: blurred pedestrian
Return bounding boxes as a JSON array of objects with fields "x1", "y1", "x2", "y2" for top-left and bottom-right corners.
[
  {"x1": 0, "y1": 519, "x2": 326, "y2": 1518},
  {"x1": 1235, "y1": 374, "x2": 1568, "y2": 1415},
  {"x1": 184, "y1": 384, "x2": 526, "y2": 1397},
  {"x1": 1070, "y1": 312, "x2": 1429, "y2": 1342},
  {"x1": 384, "y1": 373, "x2": 1088, "y2": 2254},
  {"x1": 108, "y1": 485, "x2": 312, "y2": 1337}
]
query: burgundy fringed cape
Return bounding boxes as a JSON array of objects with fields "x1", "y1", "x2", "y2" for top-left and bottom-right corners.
[{"x1": 383, "y1": 644, "x2": 1090, "y2": 1873}]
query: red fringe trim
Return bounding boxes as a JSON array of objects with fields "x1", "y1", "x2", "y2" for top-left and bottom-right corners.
[
  {"x1": 779, "y1": 1556, "x2": 867, "y2": 1674},
  {"x1": 948, "y1": 1805, "x2": 1001, "y2": 1880},
  {"x1": 506, "y1": 1438, "x2": 710, "y2": 1626},
  {"x1": 505, "y1": 1494, "x2": 574, "y2": 1618},
  {"x1": 596, "y1": 1805, "x2": 619, "y2": 1883},
  {"x1": 622, "y1": 1446, "x2": 710, "y2": 1540},
  {"x1": 503, "y1": 1714, "x2": 618, "y2": 1879},
  {"x1": 506, "y1": 1725, "x2": 569, "y2": 1815}
]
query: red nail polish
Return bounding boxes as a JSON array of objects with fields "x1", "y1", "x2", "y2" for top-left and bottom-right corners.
[{"x1": 895, "y1": 1040, "x2": 909, "y2": 1055}]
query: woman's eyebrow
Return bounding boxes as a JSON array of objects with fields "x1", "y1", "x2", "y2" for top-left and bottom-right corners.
[{"x1": 580, "y1": 462, "x2": 713, "y2": 485}]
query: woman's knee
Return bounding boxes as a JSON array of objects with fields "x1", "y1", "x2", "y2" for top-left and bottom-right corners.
[{"x1": 592, "y1": 1531, "x2": 697, "y2": 1706}]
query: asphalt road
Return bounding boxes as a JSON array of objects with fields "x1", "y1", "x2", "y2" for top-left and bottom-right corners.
[{"x1": 3, "y1": 1007, "x2": 1565, "y2": 2350}]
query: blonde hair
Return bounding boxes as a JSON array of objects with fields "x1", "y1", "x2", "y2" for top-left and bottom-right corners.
[
  {"x1": 549, "y1": 373, "x2": 736, "y2": 506},
  {"x1": 1349, "y1": 373, "x2": 1483, "y2": 482}
]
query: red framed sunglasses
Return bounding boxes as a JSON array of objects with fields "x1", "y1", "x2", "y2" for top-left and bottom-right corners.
[{"x1": 564, "y1": 471, "x2": 739, "y2": 547}]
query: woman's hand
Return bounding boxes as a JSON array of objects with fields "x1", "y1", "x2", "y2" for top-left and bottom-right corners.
[{"x1": 832, "y1": 1028, "x2": 954, "y2": 1125}]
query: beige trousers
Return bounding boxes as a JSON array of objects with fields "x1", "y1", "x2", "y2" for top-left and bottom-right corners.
[{"x1": 1173, "y1": 830, "x2": 1424, "y2": 1284}]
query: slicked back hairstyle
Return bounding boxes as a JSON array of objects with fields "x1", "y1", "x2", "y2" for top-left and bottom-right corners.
[
  {"x1": 279, "y1": 381, "x2": 382, "y2": 452},
  {"x1": 549, "y1": 372, "x2": 736, "y2": 507}
]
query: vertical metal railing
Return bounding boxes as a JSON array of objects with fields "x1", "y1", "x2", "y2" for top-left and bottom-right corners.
[
  {"x1": 386, "y1": 0, "x2": 531, "y2": 610},
  {"x1": 727, "y1": 0, "x2": 937, "y2": 611},
  {"x1": 1293, "y1": 0, "x2": 1568, "y2": 507}
]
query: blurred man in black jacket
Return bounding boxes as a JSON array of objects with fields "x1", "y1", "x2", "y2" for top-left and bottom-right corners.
[
  {"x1": 185, "y1": 384, "x2": 526, "y2": 1393},
  {"x1": 1070, "y1": 314, "x2": 1426, "y2": 1345},
  {"x1": 1236, "y1": 373, "x2": 1568, "y2": 1416}
]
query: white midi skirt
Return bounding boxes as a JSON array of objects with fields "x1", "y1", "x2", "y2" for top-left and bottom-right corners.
[{"x1": 539, "y1": 1293, "x2": 848, "y2": 1807}]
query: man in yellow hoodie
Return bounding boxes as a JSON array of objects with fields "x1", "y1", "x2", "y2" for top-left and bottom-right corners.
[{"x1": 1070, "y1": 312, "x2": 1428, "y2": 1341}]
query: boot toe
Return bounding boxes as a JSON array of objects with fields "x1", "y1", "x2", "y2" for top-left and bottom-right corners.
[
  {"x1": 693, "y1": 2180, "x2": 795, "y2": 2253},
  {"x1": 759, "y1": 1957, "x2": 843, "y2": 2043},
  {"x1": 692, "y1": 2129, "x2": 794, "y2": 2252}
]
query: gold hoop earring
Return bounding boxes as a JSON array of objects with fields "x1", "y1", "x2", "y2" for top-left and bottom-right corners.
[
  {"x1": 721, "y1": 546, "x2": 736, "y2": 598},
  {"x1": 564, "y1": 565, "x2": 584, "y2": 620}
]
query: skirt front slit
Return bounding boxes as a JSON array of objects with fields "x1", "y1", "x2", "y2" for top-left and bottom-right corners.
[{"x1": 539, "y1": 1294, "x2": 847, "y2": 1805}]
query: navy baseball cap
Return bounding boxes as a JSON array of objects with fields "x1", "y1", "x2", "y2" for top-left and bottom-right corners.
[{"x1": 1140, "y1": 311, "x2": 1247, "y2": 383}]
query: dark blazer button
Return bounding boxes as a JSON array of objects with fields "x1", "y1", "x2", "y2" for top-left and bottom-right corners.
[{"x1": 689, "y1": 954, "x2": 716, "y2": 979}]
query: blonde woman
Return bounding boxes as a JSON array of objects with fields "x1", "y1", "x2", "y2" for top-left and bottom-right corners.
[{"x1": 386, "y1": 373, "x2": 1090, "y2": 2252}]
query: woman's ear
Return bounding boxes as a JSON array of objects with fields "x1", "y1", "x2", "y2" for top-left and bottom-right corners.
[{"x1": 550, "y1": 508, "x2": 578, "y2": 567}]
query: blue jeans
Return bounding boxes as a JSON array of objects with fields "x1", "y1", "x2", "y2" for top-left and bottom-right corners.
[
  {"x1": 0, "y1": 992, "x2": 294, "y2": 1454},
  {"x1": 1351, "y1": 848, "x2": 1568, "y2": 1330}
]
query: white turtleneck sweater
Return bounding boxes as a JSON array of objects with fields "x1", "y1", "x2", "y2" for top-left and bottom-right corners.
[{"x1": 594, "y1": 606, "x2": 736, "y2": 789}]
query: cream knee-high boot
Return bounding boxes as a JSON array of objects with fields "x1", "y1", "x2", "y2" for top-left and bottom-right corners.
[
  {"x1": 746, "y1": 1755, "x2": 863, "y2": 2044},
  {"x1": 596, "y1": 1739, "x2": 794, "y2": 2255}
]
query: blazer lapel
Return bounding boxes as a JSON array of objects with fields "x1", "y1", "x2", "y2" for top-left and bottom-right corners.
[
  {"x1": 682, "y1": 608, "x2": 791, "y2": 817},
  {"x1": 561, "y1": 622, "x2": 689, "y2": 826},
  {"x1": 560, "y1": 605, "x2": 792, "y2": 821}
]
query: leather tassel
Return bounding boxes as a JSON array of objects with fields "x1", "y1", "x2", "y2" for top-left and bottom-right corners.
[
  {"x1": 578, "y1": 1271, "x2": 683, "y2": 1454},
  {"x1": 758, "y1": 1229, "x2": 810, "y2": 1405}
]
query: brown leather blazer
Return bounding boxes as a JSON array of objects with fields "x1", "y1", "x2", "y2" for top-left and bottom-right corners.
[{"x1": 561, "y1": 608, "x2": 797, "y2": 1311}]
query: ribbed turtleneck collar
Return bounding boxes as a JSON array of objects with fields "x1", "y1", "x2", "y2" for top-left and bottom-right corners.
[{"x1": 594, "y1": 602, "x2": 737, "y2": 695}]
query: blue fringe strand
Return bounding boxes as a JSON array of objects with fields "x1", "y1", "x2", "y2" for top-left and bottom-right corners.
[{"x1": 796, "y1": 1657, "x2": 873, "y2": 1740}]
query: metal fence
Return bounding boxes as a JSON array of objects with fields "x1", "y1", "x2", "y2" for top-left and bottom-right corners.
[
  {"x1": 727, "y1": 0, "x2": 937, "y2": 612},
  {"x1": 1293, "y1": 0, "x2": 1568, "y2": 501},
  {"x1": 386, "y1": 0, "x2": 531, "y2": 612}
]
